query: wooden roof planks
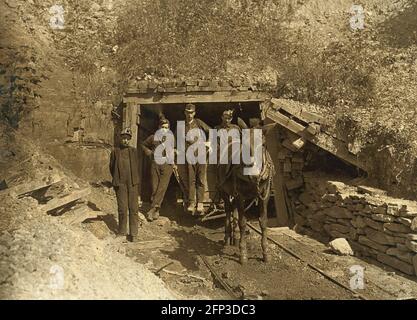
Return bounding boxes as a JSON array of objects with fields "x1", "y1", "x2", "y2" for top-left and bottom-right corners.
[{"x1": 266, "y1": 98, "x2": 366, "y2": 171}]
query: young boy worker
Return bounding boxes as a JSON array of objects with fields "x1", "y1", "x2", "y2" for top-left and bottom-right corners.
[
  {"x1": 109, "y1": 128, "x2": 140, "y2": 242},
  {"x1": 141, "y1": 118, "x2": 174, "y2": 221}
]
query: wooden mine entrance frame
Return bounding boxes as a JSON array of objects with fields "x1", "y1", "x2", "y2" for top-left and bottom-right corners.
[{"x1": 122, "y1": 81, "x2": 366, "y2": 227}]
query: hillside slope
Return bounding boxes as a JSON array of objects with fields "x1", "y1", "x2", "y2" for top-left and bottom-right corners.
[{"x1": 0, "y1": 0, "x2": 416, "y2": 198}]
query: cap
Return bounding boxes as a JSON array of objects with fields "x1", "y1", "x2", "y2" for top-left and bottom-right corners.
[
  {"x1": 222, "y1": 109, "x2": 233, "y2": 119},
  {"x1": 185, "y1": 103, "x2": 196, "y2": 113},
  {"x1": 121, "y1": 127, "x2": 132, "y2": 138},
  {"x1": 159, "y1": 118, "x2": 170, "y2": 127}
]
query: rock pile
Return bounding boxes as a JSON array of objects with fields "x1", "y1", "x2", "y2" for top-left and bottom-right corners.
[
  {"x1": 0, "y1": 193, "x2": 174, "y2": 299},
  {"x1": 294, "y1": 175, "x2": 417, "y2": 276},
  {"x1": 0, "y1": 131, "x2": 175, "y2": 299}
]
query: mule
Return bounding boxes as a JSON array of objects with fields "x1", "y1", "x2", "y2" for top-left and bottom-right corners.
[{"x1": 216, "y1": 125, "x2": 275, "y2": 264}]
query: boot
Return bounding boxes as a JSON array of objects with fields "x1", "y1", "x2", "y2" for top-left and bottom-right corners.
[
  {"x1": 196, "y1": 202, "x2": 204, "y2": 215},
  {"x1": 187, "y1": 203, "x2": 196, "y2": 215},
  {"x1": 152, "y1": 208, "x2": 160, "y2": 220},
  {"x1": 130, "y1": 235, "x2": 140, "y2": 243},
  {"x1": 146, "y1": 208, "x2": 156, "y2": 222},
  {"x1": 117, "y1": 226, "x2": 127, "y2": 237}
]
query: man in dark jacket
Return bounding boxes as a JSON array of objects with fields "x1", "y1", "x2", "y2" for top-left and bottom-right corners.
[
  {"x1": 109, "y1": 128, "x2": 140, "y2": 242},
  {"x1": 141, "y1": 118, "x2": 174, "y2": 222}
]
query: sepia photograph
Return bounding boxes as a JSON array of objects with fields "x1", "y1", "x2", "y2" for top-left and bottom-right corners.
[{"x1": 0, "y1": 0, "x2": 417, "y2": 308}]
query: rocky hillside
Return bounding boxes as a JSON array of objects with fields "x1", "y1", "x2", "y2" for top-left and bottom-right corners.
[
  {"x1": 0, "y1": 124, "x2": 175, "y2": 299},
  {"x1": 0, "y1": 0, "x2": 416, "y2": 198}
]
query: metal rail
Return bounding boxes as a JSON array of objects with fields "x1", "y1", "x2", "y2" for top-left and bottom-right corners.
[
  {"x1": 246, "y1": 222, "x2": 368, "y2": 300},
  {"x1": 197, "y1": 253, "x2": 240, "y2": 300}
]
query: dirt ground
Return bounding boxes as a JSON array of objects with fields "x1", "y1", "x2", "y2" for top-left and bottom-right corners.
[
  {"x1": 2, "y1": 128, "x2": 417, "y2": 300},
  {"x1": 85, "y1": 181, "x2": 417, "y2": 300}
]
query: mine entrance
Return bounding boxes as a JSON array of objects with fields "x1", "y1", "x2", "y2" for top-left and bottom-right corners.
[{"x1": 137, "y1": 102, "x2": 263, "y2": 208}]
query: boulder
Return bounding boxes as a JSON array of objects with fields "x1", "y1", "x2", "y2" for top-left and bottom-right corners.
[
  {"x1": 358, "y1": 236, "x2": 390, "y2": 253},
  {"x1": 364, "y1": 228, "x2": 396, "y2": 246},
  {"x1": 386, "y1": 248, "x2": 414, "y2": 264},
  {"x1": 323, "y1": 207, "x2": 353, "y2": 219},
  {"x1": 377, "y1": 253, "x2": 415, "y2": 276},
  {"x1": 354, "y1": 216, "x2": 367, "y2": 229},
  {"x1": 329, "y1": 238, "x2": 353, "y2": 256},
  {"x1": 405, "y1": 234, "x2": 417, "y2": 241},
  {"x1": 372, "y1": 214, "x2": 394, "y2": 223},
  {"x1": 364, "y1": 218, "x2": 384, "y2": 231},
  {"x1": 405, "y1": 240, "x2": 417, "y2": 253},
  {"x1": 371, "y1": 206, "x2": 387, "y2": 215},
  {"x1": 298, "y1": 192, "x2": 314, "y2": 206},
  {"x1": 325, "y1": 223, "x2": 350, "y2": 234},
  {"x1": 383, "y1": 223, "x2": 411, "y2": 234},
  {"x1": 396, "y1": 217, "x2": 412, "y2": 227},
  {"x1": 411, "y1": 217, "x2": 417, "y2": 232},
  {"x1": 322, "y1": 194, "x2": 339, "y2": 203},
  {"x1": 386, "y1": 205, "x2": 400, "y2": 216}
]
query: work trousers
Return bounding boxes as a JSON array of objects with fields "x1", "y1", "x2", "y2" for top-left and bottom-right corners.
[
  {"x1": 115, "y1": 183, "x2": 139, "y2": 236},
  {"x1": 151, "y1": 162, "x2": 173, "y2": 208},
  {"x1": 187, "y1": 163, "x2": 207, "y2": 205}
]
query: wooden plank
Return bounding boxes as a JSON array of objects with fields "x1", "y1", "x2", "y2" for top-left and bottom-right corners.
[
  {"x1": 42, "y1": 188, "x2": 91, "y2": 212},
  {"x1": 123, "y1": 91, "x2": 269, "y2": 104},
  {"x1": 265, "y1": 123, "x2": 290, "y2": 227},
  {"x1": 68, "y1": 209, "x2": 99, "y2": 225},
  {"x1": 10, "y1": 176, "x2": 62, "y2": 197},
  {"x1": 61, "y1": 205, "x2": 94, "y2": 224},
  {"x1": 271, "y1": 98, "x2": 325, "y2": 124},
  {"x1": 266, "y1": 109, "x2": 307, "y2": 136}
]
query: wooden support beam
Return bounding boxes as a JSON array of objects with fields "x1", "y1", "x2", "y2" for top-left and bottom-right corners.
[
  {"x1": 42, "y1": 188, "x2": 91, "y2": 212},
  {"x1": 124, "y1": 101, "x2": 139, "y2": 149},
  {"x1": 265, "y1": 124, "x2": 290, "y2": 227},
  {"x1": 124, "y1": 91, "x2": 269, "y2": 105}
]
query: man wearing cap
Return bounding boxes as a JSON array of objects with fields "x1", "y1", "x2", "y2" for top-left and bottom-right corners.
[
  {"x1": 213, "y1": 109, "x2": 241, "y2": 202},
  {"x1": 141, "y1": 118, "x2": 174, "y2": 221},
  {"x1": 215, "y1": 109, "x2": 241, "y2": 132},
  {"x1": 109, "y1": 128, "x2": 140, "y2": 242},
  {"x1": 183, "y1": 103, "x2": 211, "y2": 215}
]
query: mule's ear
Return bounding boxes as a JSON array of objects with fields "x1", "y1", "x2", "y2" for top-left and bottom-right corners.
[
  {"x1": 237, "y1": 117, "x2": 248, "y2": 129},
  {"x1": 262, "y1": 123, "x2": 277, "y2": 136}
]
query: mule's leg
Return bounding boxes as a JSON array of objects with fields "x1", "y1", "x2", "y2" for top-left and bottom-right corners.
[
  {"x1": 259, "y1": 199, "x2": 269, "y2": 263},
  {"x1": 231, "y1": 208, "x2": 239, "y2": 247},
  {"x1": 238, "y1": 200, "x2": 248, "y2": 264},
  {"x1": 224, "y1": 210, "x2": 232, "y2": 246},
  {"x1": 223, "y1": 195, "x2": 232, "y2": 246}
]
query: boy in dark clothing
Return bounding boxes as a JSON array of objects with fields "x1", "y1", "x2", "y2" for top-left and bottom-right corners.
[{"x1": 109, "y1": 128, "x2": 140, "y2": 242}]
